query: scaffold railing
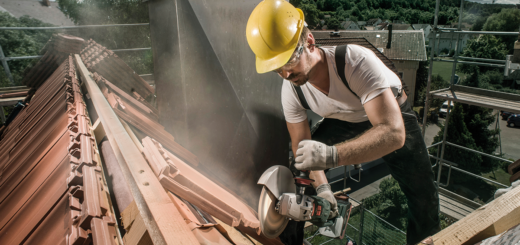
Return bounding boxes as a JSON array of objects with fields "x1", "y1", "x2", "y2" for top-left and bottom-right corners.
[{"x1": 0, "y1": 23, "x2": 152, "y2": 86}]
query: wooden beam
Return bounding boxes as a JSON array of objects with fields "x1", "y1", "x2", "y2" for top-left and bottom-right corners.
[
  {"x1": 433, "y1": 184, "x2": 520, "y2": 245},
  {"x1": 0, "y1": 97, "x2": 26, "y2": 106},
  {"x1": 75, "y1": 54, "x2": 199, "y2": 245}
]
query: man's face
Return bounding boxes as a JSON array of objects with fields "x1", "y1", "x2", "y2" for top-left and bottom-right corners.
[{"x1": 273, "y1": 44, "x2": 312, "y2": 86}]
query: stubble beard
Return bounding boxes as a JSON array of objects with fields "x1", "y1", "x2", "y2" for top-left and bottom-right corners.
[
  {"x1": 288, "y1": 73, "x2": 309, "y2": 86},
  {"x1": 288, "y1": 52, "x2": 312, "y2": 87}
]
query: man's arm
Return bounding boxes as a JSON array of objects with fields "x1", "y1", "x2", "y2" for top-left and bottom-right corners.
[
  {"x1": 286, "y1": 121, "x2": 328, "y2": 187},
  {"x1": 336, "y1": 88, "x2": 405, "y2": 166}
]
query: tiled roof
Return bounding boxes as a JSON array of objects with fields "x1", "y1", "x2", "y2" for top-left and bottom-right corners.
[
  {"x1": 81, "y1": 40, "x2": 155, "y2": 99},
  {"x1": 0, "y1": 34, "x2": 281, "y2": 244},
  {"x1": 367, "y1": 18, "x2": 381, "y2": 25},
  {"x1": 0, "y1": 56, "x2": 118, "y2": 244},
  {"x1": 21, "y1": 34, "x2": 85, "y2": 88},
  {"x1": 390, "y1": 24, "x2": 413, "y2": 30},
  {"x1": 413, "y1": 24, "x2": 431, "y2": 30},
  {"x1": 313, "y1": 30, "x2": 428, "y2": 61}
]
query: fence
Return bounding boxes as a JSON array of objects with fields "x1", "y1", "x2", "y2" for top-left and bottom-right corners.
[{"x1": 304, "y1": 198, "x2": 406, "y2": 245}]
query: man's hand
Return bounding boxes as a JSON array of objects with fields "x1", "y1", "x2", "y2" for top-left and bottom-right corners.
[
  {"x1": 316, "y1": 184, "x2": 338, "y2": 219},
  {"x1": 294, "y1": 140, "x2": 338, "y2": 171}
]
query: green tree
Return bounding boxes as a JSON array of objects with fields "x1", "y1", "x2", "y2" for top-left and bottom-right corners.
[
  {"x1": 457, "y1": 35, "x2": 508, "y2": 75},
  {"x1": 325, "y1": 17, "x2": 341, "y2": 30},
  {"x1": 429, "y1": 103, "x2": 499, "y2": 192},
  {"x1": 0, "y1": 13, "x2": 54, "y2": 87},
  {"x1": 364, "y1": 178, "x2": 408, "y2": 230},
  {"x1": 470, "y1": 16, "x2": 487, "y2": 31},
  {"x1": 430, "y1": 104, "x2": 483, "y2": 183},
  {"x1": 300, "y1": 3, "x2": 321, "y2": 29},
  {"x1": 57, "y1": 0, "x2": 153, "y2": 74},
  {"x1": 482, "y1": 8, "x2": 520, "y2": 53},
  {"x1": 323, "y1": 0, "x2": 341, "y2": 11}
]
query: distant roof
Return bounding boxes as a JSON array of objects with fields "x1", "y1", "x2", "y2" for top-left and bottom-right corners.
[
  {"x1": 390, "y1": 24, "x2": 412, "y2": 30},
  {"x1": 426, "y1": 32, "x2": 472, "y2": 39},
  {"x1": 413, "y1": 24, "x2": 431, "y2": 30},
  {"x1": 0, "y1": 1, "x2": 74, "y2": 26},
  {"x1": 312, "y1": 30, "x2": 427, "y2": 61},
  {"x1": 314, "y1": 37, "x2": 399, "y2": 77},
  {"x1": 343, "y1": 21, "x2": 357, "y2": 27},
  {"x1": 367, "y1": 18, "x2": 381, "y2": 24}
]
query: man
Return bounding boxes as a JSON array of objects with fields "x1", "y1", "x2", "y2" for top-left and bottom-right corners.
[{"x1": 246, "y1": 0, "x2": 440, "y2": 244}]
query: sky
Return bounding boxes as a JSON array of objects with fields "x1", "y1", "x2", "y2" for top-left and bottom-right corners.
[{"x1": 467, "y1": 0, "x2": 519, "y2": 4}]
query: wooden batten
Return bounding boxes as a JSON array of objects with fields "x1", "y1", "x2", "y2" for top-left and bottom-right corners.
[{"x1": 433, "y1": 184, "x2": 520, "y2": 244}]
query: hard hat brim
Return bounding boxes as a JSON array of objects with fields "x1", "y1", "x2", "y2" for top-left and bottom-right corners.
[{"x1": 255, "y1": 45, "x2": 298, "y2": 74}]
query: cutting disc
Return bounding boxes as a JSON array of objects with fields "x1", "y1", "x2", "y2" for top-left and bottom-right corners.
[{"x1": 258, "y1": 186, "x2": 288, "y2": 238}]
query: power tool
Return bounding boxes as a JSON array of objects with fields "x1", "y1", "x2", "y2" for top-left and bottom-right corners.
[{"x1": 257, "y1": 165, "x2": 352, "y2": 239}]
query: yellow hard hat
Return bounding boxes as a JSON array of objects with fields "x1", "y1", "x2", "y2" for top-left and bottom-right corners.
[{"x1": 246, "y1": 0, "x2": 305, "y2": 74}]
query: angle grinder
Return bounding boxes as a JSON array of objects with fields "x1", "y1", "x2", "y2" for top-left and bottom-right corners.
[{"x1": 257, "y1": 165, "x2": 351, "y2": 239}]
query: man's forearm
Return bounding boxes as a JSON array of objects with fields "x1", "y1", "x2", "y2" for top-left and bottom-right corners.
[{"x1": 336, "y1": 123, "x2": 405, "y2": 166}]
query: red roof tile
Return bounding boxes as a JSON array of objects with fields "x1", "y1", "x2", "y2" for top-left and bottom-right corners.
[{"x1": 0, "y1": 56, "x2": 117, "y2": 244}]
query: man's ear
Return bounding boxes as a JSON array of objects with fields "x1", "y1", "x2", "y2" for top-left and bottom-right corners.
[{"x1": 306, "y1": 33, "x2": 316, "y2": 51}]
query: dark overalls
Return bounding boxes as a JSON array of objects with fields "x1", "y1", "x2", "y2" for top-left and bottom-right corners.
[
  {"x1": 280, "y1": 101, "x2": 440, "y2": 245},
  {"x1": 279, "y1": 45, "x2": 440, "y2": 245},
  {"x1": 316, "y1": 101, "x2": 440, "y2": 244}
]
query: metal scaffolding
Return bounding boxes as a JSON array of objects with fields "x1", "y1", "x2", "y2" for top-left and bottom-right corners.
[
  {"x1": 422, "y1": 0, "x2": 520, "y2": 193},
  {"x1": 0, "y1": 23, "x2": 151, "y2": 86}
]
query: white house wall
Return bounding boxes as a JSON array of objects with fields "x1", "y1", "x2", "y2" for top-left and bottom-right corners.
[{"x1": 392, "y1": 60, "x2": 420, "y2": 104}]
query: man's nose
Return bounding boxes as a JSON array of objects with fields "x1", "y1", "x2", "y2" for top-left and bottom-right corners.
[{"x1": 281, "y1": 70, "x2": 292, "y2": 79}]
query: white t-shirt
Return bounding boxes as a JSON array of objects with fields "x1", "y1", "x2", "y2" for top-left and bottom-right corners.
[{"x1": 282, "y1": 45, "x2": 402, "y2": 123}]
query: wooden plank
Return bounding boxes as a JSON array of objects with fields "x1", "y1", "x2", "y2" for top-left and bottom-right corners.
[
  {"x1": 75, "y1": 54, "x2": 199, "y2": 245},
  {"x1": 0, "y1": 86, "x2": 29, "y2": 94},
  {"x1": 452, "y1": 85, "x2": 520, "y2": 102},
  {"x1": 213, "y1": 217, "x2": 258, "y2": 245},
  {"x1": 434, "y1": 90, "x2": 520, "y2": 107},
  {"x1": 453, "y1": 92, "x2": 520, "y2": 107},
  {"x1": 433, "y1": 91, "x2": 520, "y2": 107},
  {"x1": 439, "y1": 194, "x2": 475, "y2": 220},
  {"x1": 121, "y1": 201, "x2": 153, "y2": 245},
  {"x1": 439, "y1": 187, "x2": 481, "y2": 210},
  {"x1": 0, "y1": 97, "x2": 25, "y2": 106},
  {"x1": 431, "y1": 91, "x2": 520, "y2": 114},
  {"x1": 433, "y1": 184, "x2": 520, "y2": 245}
]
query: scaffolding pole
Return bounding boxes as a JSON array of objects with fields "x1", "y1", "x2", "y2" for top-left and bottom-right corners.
[
  {"x1": 436, "y1": 100, "x2": 453, "y2": 187},
  {"x1": 439, "y1": 30, "x2": 519, "y2": 35},
  {"x1": 450, "y1": 0, "x2": 464, "y2": 85},
  {"x1": 0, "y1": 44, "x2": 14, "y2": 86},
  {"x1": 0, "y1": 23, "x2": 149, "y2": 30},
  {"x1": 422, "y1": 0, "x2": 441, "y2": 137}
]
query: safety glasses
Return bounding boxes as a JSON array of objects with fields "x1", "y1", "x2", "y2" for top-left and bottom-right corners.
[{"x1": 272, "y1": 44, "x2": 305, "y2": 74}]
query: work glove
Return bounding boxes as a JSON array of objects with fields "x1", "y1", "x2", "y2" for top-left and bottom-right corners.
[
  {"x1": 294, "y1": 140, "x2": 338, "y2": 171},
  {"x1": 316, "y1": 184, "x2": 338, "y2": 219}
]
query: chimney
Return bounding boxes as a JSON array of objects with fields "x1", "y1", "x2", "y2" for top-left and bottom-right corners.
[
  {"x1": 513, "y1": 26, "x2": 520, "y2": 63},
  {"x1": 386, "y1": 24, "x2": 393, "y2": 49}
]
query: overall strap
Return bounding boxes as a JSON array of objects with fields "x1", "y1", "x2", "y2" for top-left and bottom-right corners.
[
  {"x1": 291, "y1": 44, "x2": 360, "y2": 111},
  {"x1": 293, "y1": 85, "x2": 310, "y2": 110},
  {"x1": 334, "y1": 45, "x2": 360, "y2": 100}
]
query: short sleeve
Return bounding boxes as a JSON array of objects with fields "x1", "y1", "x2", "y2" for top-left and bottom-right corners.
[
  {"x1": 281, "y1": 80, "x2": 308, "y2": 123},
  {"x1": 346, "y1": 45, "x2": 393, "y2": 104}
]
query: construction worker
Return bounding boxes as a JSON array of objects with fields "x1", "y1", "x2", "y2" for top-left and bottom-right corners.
[{"x1": 246, "y1": 0, "x2": 440, "y2": 244}]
